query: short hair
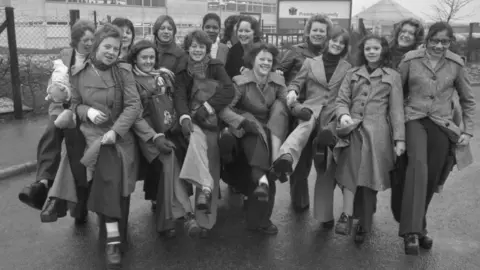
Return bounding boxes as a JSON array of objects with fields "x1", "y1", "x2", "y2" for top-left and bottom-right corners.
[
  {"x1": 304, "y1": 14, "x2": 333, "y2": 39},
  {"x1": 89, "y1": 23, "x2": 123, "y2": 58},
  {"x1": 235, "y1": 15, "x2": 262, "y2": 43},
  {"x1": 70, "y1": 20, "x2": 95, "y2": 49},
  {"x1": 390, "y1": 18, "x2": 425, "y2": 49},
  {"x1": 127, "y1": 39, "x2": 158, "y2": 67},
  {"x1": 202, "y1": 13, "x2": 221, "y2": 29},
  {"x1": 221, "y1": 15, "x2": 240, "y2": 44},
  {"x1": 356, "y1": 34, "x2": 391, "y2": 68},
  {"x1": 243, "y1": 42, "x2": 279, "y2": 71},
  {"x1": 183, "y1": 30, "x2": 213, "y2": 54},
  {"x1": 111, "y1": 17, "x2": 135, "y2": 47},
  {"x1": 328, "y1": 26, "x2": 350, "y2": 58},
  {"x1": 153, "y1": 15, "x2": 177, "y2": 37},
  {"x1": 426, "y1": 21, "x2": 455, "y2": 42}
]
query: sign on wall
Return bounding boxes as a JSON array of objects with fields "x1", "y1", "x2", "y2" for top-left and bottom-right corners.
[{"x1": 277, "y1": 0, "x2": 352, "y2": 32}]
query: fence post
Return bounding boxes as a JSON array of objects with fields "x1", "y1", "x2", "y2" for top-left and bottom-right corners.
[
  {"x1": 5, "y1": 7, "x2": 22, "y2": 119},
  {"x1": 69, "y1": 9, "x2": 80, "y2": 28},
  {"x1": 93, "y1": 10, "x2": 97, "y2": 29},
  {"x1": 467, "y1": 23, "x2": 474, "y2": 62}
]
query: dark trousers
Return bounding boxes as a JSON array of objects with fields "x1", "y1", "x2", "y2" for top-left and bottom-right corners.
[
  {"x1": 36, "y1": 115, "x2": 87, "y2": 187},
  {"x1": 354, "y1": 187, "x2": 378, "y2": 232},
  {"x1": 399, "y1": 118, "x2": 449, "y2": 236},
  {"x1": 221, "y1": 132, "x2": 276, "y2": 229}
]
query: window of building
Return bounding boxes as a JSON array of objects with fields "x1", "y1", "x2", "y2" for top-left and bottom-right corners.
[{"x1": 151, "y1": 0, "x2": 165, "y2": 7}]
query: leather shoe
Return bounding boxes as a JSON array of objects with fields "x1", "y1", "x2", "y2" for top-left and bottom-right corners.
[
  {"x1": 404, "y1": 234, "x2": 420, "y2": 255},
  {"x1": 105, "y1": 243, "x2": 122, "y2": 268},
  {"x1": 19, "y1": 181, "x2": 49, "y2": 210},
  {"x1": 419, "y1": 234, "x2": 433, "y2": 250}
]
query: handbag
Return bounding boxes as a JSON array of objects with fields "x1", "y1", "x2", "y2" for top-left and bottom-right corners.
[{"x1": 137, "y1": 81, "x2": 177, "y2": 134}]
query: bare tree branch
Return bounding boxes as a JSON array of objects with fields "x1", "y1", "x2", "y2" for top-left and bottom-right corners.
[{"x1": 427, "y1": 0, "x2": 474, "y2": 22}]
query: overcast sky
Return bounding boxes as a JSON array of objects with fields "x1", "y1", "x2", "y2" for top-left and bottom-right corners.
[{"x1": 351, "y1": 0, "x2": 480, "y2": 23}]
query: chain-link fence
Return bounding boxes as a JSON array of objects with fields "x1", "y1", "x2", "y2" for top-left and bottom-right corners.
[{"x1": 0, "y1": 8, "x2": 73, "y2": 118}]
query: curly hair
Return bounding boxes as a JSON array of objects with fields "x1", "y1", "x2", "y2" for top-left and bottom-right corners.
[
  {"x1": 127, "y1": 39, "x2": 158, "y2": 67},
  {"x1": 203, "y1": 13, "x2": 221, "y2": 29},
  {"x1": 327, "y1": 26, "x2": 350, "y2": 58},
  {"x1": 235, "y1": 15, "x2": 262, "y2": 43},
  {"x1": 183, "y1": 30, "x2": 213, "y2": 54},
  {"x1": 70, "y1": 20, "x2": 95, "y2": 49},
  {"x1": 390, "y1": 18, "x2": 425, "y2": 49},
  {"x1": 243, "y1": 42, "x2": 279, "y2": 71},
  {"x1": 221, "y1": 15, "x2": 240, "y2": 44},
  {"x1": 356, "y1": 34, "x2": 391, "y2": 68},
  {"x1": 112, "y1": 17, "x2": 135, "y2": 48},
  {"x1": 304, "y1": 14, "x2": 333, "y2": 40}
]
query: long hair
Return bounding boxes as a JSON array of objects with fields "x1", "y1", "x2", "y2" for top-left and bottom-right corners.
[
  {"x1": 221, "y1": 15, "x2": 240, "y2": 44},
  {"x1": 356, "y1": 34, "x2": 392, "y2": 68},
  {"x1": 111, "y1": 17, "x2": 135, "y2": 48},
  {"x1": 390, "y1": 18, "x2": 425, "y2": 49},
  {"x1": 326, "y1": 26, "x2": 350, "y2": 58},
  {"x1": 235, "y1": 15, "x2": 263, "y2": 43}
]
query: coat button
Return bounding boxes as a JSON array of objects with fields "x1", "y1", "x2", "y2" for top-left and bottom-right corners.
[
  {"x1": 363, "y1": 92, "x2": 368, "y2": 96},
  {"x1": 429, "y1": 95, "x2": 434, "y2": 99},
  {"x1": 359, "y1": 113, "x2": 363, "y2": 117},
  {"x1": 361, "y1": 102, "x2": 365, "y2": 106},
  {"x1": 365, "y1": 81, "x2": 370, "y2": 85},
  {"x1": 445, "y1": 122, "x2": 450, "y2": 127},
  {"x1": 432, "y1": 75, "x2": 437, "y2": 80}
]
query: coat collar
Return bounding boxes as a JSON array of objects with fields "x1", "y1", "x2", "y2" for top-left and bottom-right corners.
[
  {"x1": 294, "y1": 43, "x2": 317, "y2": 59},
  {"x1": 353, "y1": 65, "x2": 396, "y2": 85},
  {"x1": 234, "y1": 69, "x2": 286, "y2": 87},
  {"x1": 309, "y1": 56, "x2": 352, "y2": 88}
]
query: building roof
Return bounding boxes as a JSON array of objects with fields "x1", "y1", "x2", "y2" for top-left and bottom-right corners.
[{"x1": 353, "y1": 0, "x2": 422, "y2": 25}]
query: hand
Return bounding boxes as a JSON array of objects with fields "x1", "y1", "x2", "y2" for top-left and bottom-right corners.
[
  {"x1": 275, "y1": 70, "x2": 284, "y2": 76},
  {"x1": 339, "y1": 114, "x2": 354, "y2": 127},
  {"x1": 394, "y1": 141, "x2": 406, "y2": 156},
  {"x1": 194, "y1": 105, "x2": 210, "y2": 123},
  {"x1": 158, "y1": 67, "x2": 175, "y2": 80},
  {"x1": 240, "y1": 119, "x2": 259, "y2": 134},
  {"x1": 101, "y1": 130, "x2": 117, "y2": 145},
  {"x1": 154, "y1": 135, "x2": 175, "y2": 154},
  {"x1": 457, "y1": 133, "x2": 471, "y2": 146},
  {"x1": 181, "y1": 118, "x2": 193, "y2": 138},
  {"x1": 87, "y1": 108, "x2": 108, "y2": 125},
  {"x1": 286, "y1": 91, "x2": 298, "y2": 106}
]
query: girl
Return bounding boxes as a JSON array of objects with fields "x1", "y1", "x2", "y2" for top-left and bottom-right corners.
[
  {"x1": 219, "y1": 43, "x2": 289, "y2": 234},
  {"x1": 112, "y1": 17, "x2": 135, "y2": 60},
  {"x1": 129, "y1": 40, "x2": 201, "y2": 238},
  {"x1": 202, "y1": 13, "x2": 229, "y2": 64},
  {"x1": 175, "y1": 30, "x2": 235, "y2": 237},
  {"x1": 397, "y1": 22, "x2": 475, "y2": 255},
  {"x1": 70, "y1": 23, "x2": 141, "y2": 266},
  {"x1": 334, "y1": 35, "x2": 405, "y2": 244}
]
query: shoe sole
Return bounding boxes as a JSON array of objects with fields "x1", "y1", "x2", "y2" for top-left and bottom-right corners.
[{"x1": 40, "y1": 212, "x2": 58, "y2": 223}]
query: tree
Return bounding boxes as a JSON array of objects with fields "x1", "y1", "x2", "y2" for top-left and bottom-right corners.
[{"x1": 428, "y1": 0, "x2": 475, "y2": 22}]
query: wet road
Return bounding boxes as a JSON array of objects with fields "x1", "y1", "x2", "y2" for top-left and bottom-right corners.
[{"x1": 2, "y1": 88, "x2": 480, "y2": 269}]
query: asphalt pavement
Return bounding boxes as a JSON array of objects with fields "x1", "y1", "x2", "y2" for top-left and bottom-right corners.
[{"x1": 1, "y1": 87, "x2": 480, "y2": 269}]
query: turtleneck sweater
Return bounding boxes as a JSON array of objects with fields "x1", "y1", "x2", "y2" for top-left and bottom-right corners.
[
  {"x1": 391, "y1": 45, "x2": 416, "y2": 68},
  {"x1": 322, "y1": 52, "x2": 341, "y2": 83}
]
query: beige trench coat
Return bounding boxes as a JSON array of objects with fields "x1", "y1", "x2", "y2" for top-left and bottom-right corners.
[{"x1": 398, "y1": 48, "x2": 475, "y2": 170}]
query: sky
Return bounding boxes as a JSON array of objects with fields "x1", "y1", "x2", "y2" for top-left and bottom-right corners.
[{"x1": 350, "y1": 0, "x2": 480, "y2": 23}]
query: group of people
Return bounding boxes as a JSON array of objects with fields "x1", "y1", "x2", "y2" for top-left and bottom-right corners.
[{"x1": 16, "y1": 11, "x2": 475, "y2": 268}]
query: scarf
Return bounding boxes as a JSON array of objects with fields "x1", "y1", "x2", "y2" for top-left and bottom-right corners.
[
  {"x1": 133, "y1": 65, "x2": 175, "y2": 95},
  {"x1": 391, "y1": 45, "x2": 416, "y2": 68},
  {"x1": 322, "y1": 52, "x2": 341, "y2": 83},
  {"x1": 187, "y1": 55, "x2": 211, "y2": 79}
]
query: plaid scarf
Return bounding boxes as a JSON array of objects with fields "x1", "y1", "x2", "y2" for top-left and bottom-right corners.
[
  {"x1": 133, "y1": 65, "x2": 175, "y2": 95},
  {"x1": 187, "y1": 55, "x2": 211, "y2": 79}
]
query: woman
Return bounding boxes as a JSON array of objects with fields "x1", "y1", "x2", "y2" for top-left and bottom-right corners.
[
  {"x1": 388, "y1": 18, "x2": 425, "y2": 222},
  {"x1": 175, "y1": 30, "x2": 235, "y2": 237},
  {"x1": 333, "y1": 35, "x2": 405, "y2": 244},
  {"x1": 19, "y1": 20, "x2": 94, "y2": 224},
  {"x1": 144, "y1": 15, "x2": 188, "y2": 212},
  {"x1": 129, "y1": 40, "x2": 201, "y2": 238},
  {"x1": 225, "y1": 15, "x2": 262, "y2": 78},
  {"x1": 278, "y1": 14, "x2": 333, "y2": 212},
  {"x1": 202, "y1": 13, "x2": 229, "y2": 64},
  {"x1": 70, "y1": 23, "x2": 141, "y2": 266},
  {"x1": 397, "y1": 22, "x2": 475, "y2": 255},
  {"x1": 390, "y1": 18, "x2": 425, "y2": 68},
  {"x1": 274, "y1": 27, "x2": 351, "y2": 229},
  {"x1": 221, "y1": 15, "x2": 240, "y2": 48},
  {"x1": 112, "y1": 17, "x2": 135, "y2": 60},
  {"x1": 219, "y1": 43, "x2": 289, "y2": 235}
]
